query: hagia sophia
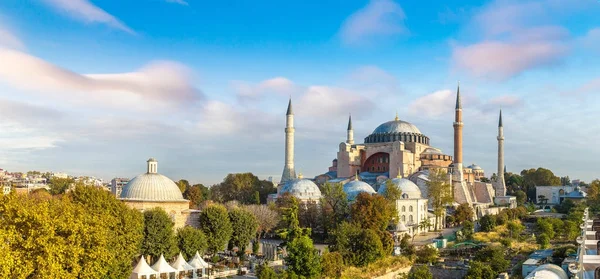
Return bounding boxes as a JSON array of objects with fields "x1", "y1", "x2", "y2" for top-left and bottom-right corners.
[{"x1": 272, "y1": 84, "x2": 516, "y2": 234}]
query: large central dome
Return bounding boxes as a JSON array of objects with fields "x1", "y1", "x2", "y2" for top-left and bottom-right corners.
[
  {"x1": 120, "y1": 158, "x2": 187, "y2": 202},
  {"x1": 372, "y1": 119, "x2": 421, "y2": 134},
  {"x1": 364, "y1": 116, "x2": 429, "y2": 145}
]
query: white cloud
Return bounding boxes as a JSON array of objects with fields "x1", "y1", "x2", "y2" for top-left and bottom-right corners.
[
  {"x1": 165, "y1": 0, "x2": 189, "y2": 5},
  {"x1": 0, "y1": 26, "x2": 24, "y2": 50},
  {"x1": 408, "y1": 89, "x2": 454, "y2": 118},
  {"x1": 42, "y1": 0, "x2": 134, "y2": 33},
  {"x1": 339, "y1": 0, "x2": 407, "y2": 45},
  {"x1": 234, "y1": 77, "x2": 297, "y2": 102},
  {"x1": 298, "y1": 85, "x2": 375, "y2": 118},
  {"x1": 0, "y1": 49, "x2": 202, "y2": 109}
]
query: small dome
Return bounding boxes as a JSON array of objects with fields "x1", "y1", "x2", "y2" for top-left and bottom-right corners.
[
  {"x1": 280, "y1": 179, "x2": 322, "y2": 200},
  {"x1": 422, "y1": 147, "x2": 443, "y2": 155},
  {"x1": 379, "y1": 178, "x2": 421, "y2": 199},
  {"x1": 524, "y1": 264, "x2": 568, "y2": 279},
  {"x1": 467, "y1": 164, "x2": 482, "y2": 170},
  {"x1": 120, "y1": 159, "x2": 186, "y2": 202},
  {"x1": 372, "y1": 119, "x2": 421, "y2": 134},
  {"x1": 343, "y1": 180, "x2": 375, "y2": 201}
]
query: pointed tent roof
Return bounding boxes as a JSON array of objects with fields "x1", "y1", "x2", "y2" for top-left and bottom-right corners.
[
  {"x1": 188, "y1": 251, "x2": 210, "y2": 269},
  {"x1": 286, "y1": 98, "x2": 293, "y2": 115},
  {"x1": 397, "y1": 222, "x2": 409, "y2": 232},
  {"x1": 131, "y1": 256, "x2": 158, "y2": 278},
  {"x1": 347, "y1": 114, "x2": 353, "y2": 130},
  {"x1": 455, "y1": 82, "x2": 462, "y2": 110},
  {"x1": 499, "y1": 109, "x2": 503, "y2": 127},
  {"x1": 170, "y1": 253, "x2": 194, "y2": 271},
  {"x1": 151, "y1": 254, "x2": 178, "y2": 274}
]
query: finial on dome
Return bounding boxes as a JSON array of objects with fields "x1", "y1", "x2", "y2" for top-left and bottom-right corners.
[
  {"x1": 355, "y1": 170, "x2": 360, "y2": 181},
  {"x1": 147, "y1": 158, "x2": 158, "y2": 174},
  {"x1": 394, "y1": 111, "x2": 399, "y2": 121},
  {"x1": 298, "y1": 173, "x2": 303, "y2": 179},
  {"x1": 396, "y1": 167, "x2": 402, "y2": 178}
]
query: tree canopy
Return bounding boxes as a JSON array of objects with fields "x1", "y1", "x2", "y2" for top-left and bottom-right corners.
[
  {"x1": 141, "y1": 208, "x2": 178, "y2": 262},
  {"x1": 228, "y1": 208, "x2": 259, "y2": 256},
  {"x1": 198, "y1": 204, "x2": 233, "y2": 255},
  {"x1": 176, "y1": 226, "x2": 207, "y2": 260},
  {"x1": 350, "y1": 192, "x2": 395, "y2": 231},
  {"x1": 211, "y1": 173, "x2": 276, "y2": 204},
  {"x1": 427, "y1": 168, "x2": 453, "y2": 230}
]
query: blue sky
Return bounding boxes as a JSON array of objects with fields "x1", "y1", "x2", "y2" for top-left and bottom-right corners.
[{"x1": 0, "y1": 0, "x2": 599, "y2": 185}]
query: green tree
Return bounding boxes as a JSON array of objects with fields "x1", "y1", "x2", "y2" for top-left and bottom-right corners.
[
  {"x1": 453, "y1": 203, "x2": 474, "y2": 225},
  {"x1": 212, "y1": 173, "x2": 276, "y2": 204},
  {"x1": 177, "y1": 179, "x2": 190, "y2": 193},
  {"x1": 350, "y1": 192, "x2": 395, "y2": 231},
  {"x1": 382, "y1": 179, "x2": 402, "y2": 201},
  {"x1": 506, "y1": 220, "x2": 524, "y2": 239},
  {"x1": 460, "y1": 221, "x2": 474, "y2": 240},
  {"x1": 416, "y1": 245, "x2": 439, "y2": 264},
  {"x1": 48, "y1": 177, "x2": 74, "y2": 195},
  {"x1": 521, "y1": 168, "x2": 561, "y2": 201},
  {"x1": 474, "y1": 246, "x2": 509, "y2": 274},
  {"x1": 408, "y1": 265, "x2": 433, "y2": 279},
  {"x1": 228, "y1": 208, "x2": 259, "y2": 256},
  {"x1": 321, "y1": 251, "x2": 344, "y2": 279},
  {"x1": 183, "y1": 184, "x2": 210, "y2": 209},
  {"x1": 479, "y1": 215, "x2": 496, "y2": 232},
  {"x1": 176, "y1": 226, "x2": 207, "y2": 259},
  {"x1": 427, "y1": 168, "x2": 453, "y2": 230},
  {"x1": 328, "y1": 222, "x2": 386, "y2": 267},
  {"x1": 465, "y1": 261, "x2": 496, "y2": 279},
  {"x1": 514, "y1": 190, "x2": 527, "y2": 206},
  {"x1": 537, "y1": 233, "x2": 550, "y2": 249},
  {"x1": 299, "y1": 200, "x2": 322, "y2": 232},
  {"x1": 285, "y1": 235, "x2": 322, "y2": 278},
  {"x1": 199, "y1": 204, "x2": 233, "y2": 255},
  {"x1": 256, "y1": 263, "x2": 277, "y2": 279},
  {"x1": 320, "y1": 182, "x2": 349, "y2": 237},
  {"x1": 536, "y1": 218, "x2": 555, "y2": 239},
  {"x1": 141, "y1": 208, "x2": 178, "y2": 262}
]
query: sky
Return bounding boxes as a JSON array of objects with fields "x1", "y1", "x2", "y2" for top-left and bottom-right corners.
[{"x1": 0, "y1": 0, "x2": 599, "y2": 185}]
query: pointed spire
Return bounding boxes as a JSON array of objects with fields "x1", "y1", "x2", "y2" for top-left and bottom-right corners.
[
  {"x1": 396, "y1": 167, "x2": 402, "y2": 178},
  {"x1": 347, "y1": 114, "x2": 353, "y2": 130},
  {"x1": 394, "y1": 111, "x2": 399, "y2": 121},
  {"x1": 498, "y1": 109, "x2": 503, "y2": 127},
  {"x1": 286, "y1": 98, "x2": 293, "y2": 115},
  {"x1": 455, "y1": 82, "x2": 462, "y2": 110},
  {"x1": 354, "y1": 170, "x2": 359, "y2": 181}
]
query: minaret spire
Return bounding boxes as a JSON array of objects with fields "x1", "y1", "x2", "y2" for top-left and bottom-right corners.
[
  {"x1": 281, "y1": 99, "x2": 297, "y2": 184},
  {"x1": 346, "y1": 114, "x2": 354, "y2": 145},
  {"x1": 455, "y1": 82, "x2": 462, "y2": 110},
  {"x1": 495, "y1": 109, "x2": 506, "y2": 196},
  {"x1": 452, "y1": 81, "x2": 472, "y2": 204}
]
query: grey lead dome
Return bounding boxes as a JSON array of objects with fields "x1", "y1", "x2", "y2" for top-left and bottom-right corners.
[
  {"x1": 371, "y1": 119, "x2": 422, "y2": 134},
  {"x1": 120, "y1": 158, "x2": 187, "y2": 202}
]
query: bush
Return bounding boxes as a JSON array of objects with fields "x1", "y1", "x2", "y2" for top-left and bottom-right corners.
[
  {"x1": 479, "y1": 215, "x2": 497, "y2": 232},
  {"x1": 321, "y1": 252, "x2": 344, "y2": 278},
  {"x1": 537, "y1": 233, "x2": 550, "y2": 249},
  {"x1": 408, "y1": 265, "x2": 432, "y2": 279},
  {"x1": 474, "y1": 246, "x2": 509, "y2": 274},
  {"x1": 416, "y1": 245, "x2": 439, "y2": 264},
  {"x1": 465, "y1": 261, "x2": 496, "y2": 279},
  {"x1": 500, "y1": 238, "x2": 512, "y2": 248},
  {"x1": 256, "y1": 263, "x2": 277, "y2": 279}
]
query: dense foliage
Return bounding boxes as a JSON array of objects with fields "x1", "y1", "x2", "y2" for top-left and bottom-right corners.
[
  {"x1": 211, "y1": 173, "x2": 276, "y2": 204},
  {"x1": 141, "y1": 208, "x2": 178, "y2": 262},
  {"x1": 408, "y1": 265, "x2": 433, "y2": 279},
  {"x1": 198, "y1": 204, "x2": 233, "y2": 255},
  {"x1": 228, "y1": 208, "x2": 259, "y2": 256},
  {"x1": 176, "y1": 226, "x2": 207, "y2": 259},
  {"x1": 321, "y1": 252, "x2": 344, "y2": 279},
  {"x1": 427, "y1": 168, "x2": 454, "y2": 230}
]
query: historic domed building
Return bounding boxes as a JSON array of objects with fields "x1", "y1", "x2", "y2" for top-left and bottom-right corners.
[
  {"x1": 120, "y1": 158, "x2": 199, "y2": 228},
  {"x1": 343, "y1": 178, "x2": 375, "y2": 202},
  {"x1": 278, "y1": 176, "x2": 322, "y2": 202}
]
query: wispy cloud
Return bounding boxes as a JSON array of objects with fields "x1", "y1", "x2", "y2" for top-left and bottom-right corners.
[
  {"x1": 165, "y1": 0, "x2": 189, "y2": 5},
  {"x1": 339, "y1": 0, "x2": 408, "y2": 45},
  {"x1": 41, "y1": 0, "x2": 134, "y2": 33},
  {"x1": 0, "y1": 25, "x2": 24, "y2": 50},
  {"x1": 233, "y1": 77, "x2": 298, "y2": 102}
]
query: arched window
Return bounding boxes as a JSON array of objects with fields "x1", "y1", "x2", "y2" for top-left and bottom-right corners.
[
  {"x1": 402, "y1": 215, "x2": 406, "y2": 222},
  {"x1": 409, "y1": 206, "x2": 413, "y2": 212},
  {"x1": 402, "y1": 206, "x2": 406, "y2": 212},
  {"x1": 409, "y1": 215, "x2": 413, "y2": 222}
]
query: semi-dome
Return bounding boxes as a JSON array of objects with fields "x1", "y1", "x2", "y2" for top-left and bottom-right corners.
[
  {"x1": 524, "y1": 264, "x2": 568, "y2": 279},
  {"x1": 422, "y1": 147, "x2": 443, "y2": 155},
  {"x1": 343, "y1": 179, "x2": 375, "y2": 201},
  {"x1": 120, "y1": 158, "x2": 187, "y2": 202},
  {"x1": 378, "y1": 177, "x2": 422, "y2": 199},
  {"x1": 364, "y1": 115, "x2": 429, "y2": 145},
  {"x1": 280, "y1": 179, "x2": 322, "y2": 200}
]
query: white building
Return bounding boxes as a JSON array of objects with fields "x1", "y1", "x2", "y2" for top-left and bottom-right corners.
[
  {"x1": 535, "y1": 186, "x2": 586, "y2": 204},
  {"x1": 111, "y1": 178, "x2": 130, "y2": 197}
]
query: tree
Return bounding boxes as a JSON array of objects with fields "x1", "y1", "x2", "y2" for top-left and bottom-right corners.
[
  {"x1": 228, "y1": 208, "x2": 258, "y2": 256},
  {"x1": 465, "y1": 261, "x2": 496, "y2": 279},
  {"x1": 536, "y1": 218, "x2": 555, "y2": 239},
  {"x1": 30, "y1": 188, "x2": 52, "y2": 200},
  {"x1": 479, "y1": 215, "x2": 496, "y2": 232},
  {"x1": 256, "y1": 263, "x2": 277, "y2": 279},
  {"x1": 460, "y1": 221, "x2": 474, "y2": 240},
  {"x1": 177, "y1": 179, "x2": 190, "y2": 193},
  {"x1": 141, "y1": 208, "x2": 178, "y2": 262},
  {"x1": 514, "y1": 190, "x2": 527, "y2": 206},
  {"x1": 419, "y1": 219, "x2": 432, "y2": 235},
  {"x1": 244, "y1": 204, "x2": 279, "y2": 240},
  {"x1": 416, "y1": 245, "x2": 439, "y2": 264},
  {"x1": 537, "y1": 233, "x2": 550, "y2": 249},
  {"x1": 408, "y1": 265, "x2": 433, "y2": 279},
  {"x1": 183, "y1": 184, "x2": 210, "y2": 209},
  {"x1": 474, "y1": 246, "x2": 509, "y2": 274},
  {"x1": 328, "y1": 222, "x2": 385, "y2": 267},
  {"x1": 351, "y1": 192, "x2": 395, "y2": 231},
  {"x1": 299, "y1": 200, "x2": 321, "y2": 232},
  {"x1": 382, "y1": 179, "x2": 402, "y2": 201},
  {"x1": 521, "y1": 168, "x2": 560, "y2": 201},
  {"x1": 427, "y1": 168, "x2": 453, "y2": 230},
  {"x1": 199, "y1": 204, "x2": 233, "y2": 255},
  {"x1": 176, "y1": 227, "x2": 207, "y2": 259},
  {"x1": 285, "y1": 235, "x2": 322, "y2": 278},
  {"x1": 211, "y1": 173, "x2": 276, "y2": 204},
  {"x1": 320, "y1": 182, "x2": 349, "y2": 237},
  {"x1": 453, "y1": 203, "x2": 474, "y2": 225},
  {"x1": 321, "y1": 251, "x2": 344, "y2": 279},
  {"x1": 48, "y1": 177, "x2": 74, "y2": 195},
  {"x1": 506, "y1": 220, "x2": 524, "y2": 239}
]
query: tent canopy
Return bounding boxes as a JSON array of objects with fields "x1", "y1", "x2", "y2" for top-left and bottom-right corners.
[
  {"x1": 171, "y1": 252, "x2": 194, "y2": 271},
  {"x1": 188, "y1": 251, "x2": 210, "y2": 269},
  {"x1": 152, "y1": 254, "x2": 178, "y2": 273},
  {"x1": 131, "y1": 256, "x2": 158, "y2": 279}
]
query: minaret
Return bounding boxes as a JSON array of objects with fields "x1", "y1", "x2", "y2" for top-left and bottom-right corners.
[
  {"x1": 281, "y1": 99, "x2": 297, "y2": 184},
  {"x1": 495, "y1": 110, "x2": 507, "y2": 196},
  {"x1": 346, "y1": 114, "x2": 354, "y2": 145},
  {"x1": 453, "y1": 83, "x2": 464, "y2": 182}
]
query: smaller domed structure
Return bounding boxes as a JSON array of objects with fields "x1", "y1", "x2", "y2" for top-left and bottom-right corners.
[
  {"x1": 343, "y1": 178, "x2": 375, "y2": 201},
  {"x1": 467, "y1": 164, "x2": 482, "y2": 170},
  {"x1": 280, "y1": 179, "x2": 322, "y2": 201},
  {"x1": 379, "y1": 177, "x2": 422, "y2": 199},
  {"x1": 524, "y1": 264, "x2": 568, "y2": 279}
]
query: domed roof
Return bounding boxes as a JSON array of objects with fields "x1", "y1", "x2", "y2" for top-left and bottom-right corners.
[
  {"x1": 343, "y1": 179, "x2": 375, "y2": 201},
  {"x1": 378, "y1": 177, "x2": 422, "y2": 199},
  {"x1": 372, "y1": 119, "x2": 421, "y2": 134},
  {"x1": 422, "y1": 147, "x2": 443, "y2": 155},
  {"x1": 467, "y1": 164, "x2": 482, "y2": 170},
  {"x1": 120, "y1": 158, "x2": 186, "y2": 202},
  {"x1": 524, "y1": 264, "x2": 568, "y2": 279},
  {"x1": 280, "y1": 179, "x2": 322, "y2": 200}
]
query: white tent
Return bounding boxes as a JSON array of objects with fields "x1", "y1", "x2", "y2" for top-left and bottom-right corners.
[
  {"x1": 151, "y1": 254, "x2": 178, "y2": 276},
  {"x1": 187, "y1": 251, "x2": 210, "y2": 278},
  {"x1": 130, "y1": 256, "x2": 158, "y2": 279},
  {"x1": 170, "y1": 252, "x2": 195, "y2": 272}
]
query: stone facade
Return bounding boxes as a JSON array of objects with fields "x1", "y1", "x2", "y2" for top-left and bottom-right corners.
[{"x1": 123, "y1": 200, "x2": 199, "y2": 229}]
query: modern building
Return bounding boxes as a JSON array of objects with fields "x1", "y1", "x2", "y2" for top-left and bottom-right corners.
[
  {"x1": 119, "y1": 158, "x2": 198, "y2": 229},
  {"x1": 535, "y1": 186, "x2": 587, "y2": 205},
  {"x1": 111, "y1": 177, "x2": 130, "y2": 197}
]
